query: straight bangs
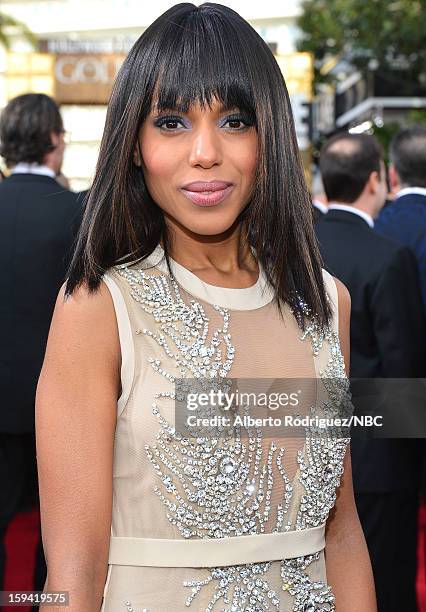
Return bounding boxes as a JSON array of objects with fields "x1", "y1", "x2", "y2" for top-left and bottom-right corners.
[{"x1": 151, "y1": 10, "x2": 257, "y2": 124}]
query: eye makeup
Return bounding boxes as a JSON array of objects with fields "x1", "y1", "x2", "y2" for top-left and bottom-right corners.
[{"x1": 153, "y1": 110, "x2": 255, "y2": 132}]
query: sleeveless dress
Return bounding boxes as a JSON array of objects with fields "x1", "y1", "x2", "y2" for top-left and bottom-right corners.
[{"x1": 100, "y1": 243, "x2": 351, "y2": 612}]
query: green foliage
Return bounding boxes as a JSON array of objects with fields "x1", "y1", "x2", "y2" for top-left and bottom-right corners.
[
  {"x1": 372, "y1": 112, "x2": 426, "y2": 164},
  {"x1": 408, "y1": 110, "x2": 426, "y2": 124},
  {"x1": 0, "y1": 12, "x2": 37, "y2": 49},
  {"x1": 297, "y1": 0, "x2": 426, "y2": 87}
]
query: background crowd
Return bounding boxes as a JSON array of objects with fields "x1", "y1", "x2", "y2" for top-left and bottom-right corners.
[
  {"x1": 315, "y1": 127, "x2": 426, "y2": 611},
  {"x1": 0, "y1": 90, "x2": 425, "y2": 612}
]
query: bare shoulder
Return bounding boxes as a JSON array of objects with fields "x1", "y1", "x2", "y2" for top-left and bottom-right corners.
[
  {"x1": 37, "y1": 278, "x2": 121, "y2": 410},
  {"x1": 332, "y1": 276, "x2": 351, "y2": 376},
  {"x1": 48, "y1": 279, "x2": 120, "y2": 362},
  {"x1": 54, "y1": 279, "x2": 117, "y2": 329},
  {"x1": 333, "y1": 277, "x2": 351, "y2": 319}
]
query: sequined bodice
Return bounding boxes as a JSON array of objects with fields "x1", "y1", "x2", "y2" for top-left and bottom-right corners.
[{"x1": 101, "y1": 245, "x2": 351, "y2": 612}]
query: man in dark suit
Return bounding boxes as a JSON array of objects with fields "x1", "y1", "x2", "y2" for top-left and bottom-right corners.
[
  {"x1": 315, "y1": 132, "x2": 425, "y2": 612},
  {"x1": 0, "y1": 94, "x2": 82, "y2": 598},
  {"x1": 375, "y1": 125, "x2": 426, "y2": 314}
]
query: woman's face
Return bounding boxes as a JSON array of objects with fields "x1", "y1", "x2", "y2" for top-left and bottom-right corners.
[{"x1": 137, "y1": 98, "x2": 258, "y2": 236}]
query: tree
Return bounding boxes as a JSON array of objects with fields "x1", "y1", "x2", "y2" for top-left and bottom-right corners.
[
  {"x1": 297, "y1": 0, "x2": 426, "y2": 92},
  {"x1": 0, "y1": 12, "x2": 36, "y2": 49}
]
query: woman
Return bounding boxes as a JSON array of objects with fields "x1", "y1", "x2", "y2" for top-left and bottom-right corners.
[{"x1": 35, "y1": 3, "x2": 376, "y2": 611}]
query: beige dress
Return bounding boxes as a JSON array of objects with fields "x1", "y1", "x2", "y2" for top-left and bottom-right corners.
[{"x1": 100, "y1": 244, "x2": 350, "y2": 612}]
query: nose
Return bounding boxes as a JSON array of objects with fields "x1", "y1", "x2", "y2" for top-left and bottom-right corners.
[{"x1": 188, "y1": 125, "x2": 222, "y2": 169}]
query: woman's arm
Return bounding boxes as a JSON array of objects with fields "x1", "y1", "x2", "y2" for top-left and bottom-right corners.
[
  {"x1": 35, "y1": 280, "x2": 120, "y2": 611},
  {"x1": 324, "y1": 277, "x2": 377, "y2": 611}
]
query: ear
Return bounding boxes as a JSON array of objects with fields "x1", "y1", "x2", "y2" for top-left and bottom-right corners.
[
  {"x1": 367, "y1": 170, "x2": 379, "y2": 194},
  {"x1": 388, "y1": 164, "x2": 400, "y2": 193},
  {"x1": 50, "y1": 131, "x2": 60, "y2": 148}
]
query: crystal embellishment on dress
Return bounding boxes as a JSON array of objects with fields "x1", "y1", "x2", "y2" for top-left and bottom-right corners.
[
  {"x1": 123, "y1": 604, "x2": 150, "y2": 612},
  {"x1": 117, "y1": 265, "x2": 234, "y2": 380},
  {"x1": 115, "y1": 263, "x2": 351, "y2": 612}
]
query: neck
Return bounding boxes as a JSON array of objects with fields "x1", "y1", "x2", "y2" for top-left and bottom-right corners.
[
  {"x1": 162, "y1": 218, "x2": 258, "y2": 279},
  {"x1": 162, "y1": 215, "x2": 259, "y2": 288},
  {"x1": 42, "y1": 153, "x2": 59, "y2": 175},
  {"x1": 43, "y1": 161, "x2": 57, "y2": 174},
  {"x1": 350, "y1": 200, "x2": 375, "y2": 218}
]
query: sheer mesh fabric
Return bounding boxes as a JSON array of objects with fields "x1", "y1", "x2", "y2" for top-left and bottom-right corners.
[{"x1": 100, "y1": 258, "x2": 337, "y2": 612}]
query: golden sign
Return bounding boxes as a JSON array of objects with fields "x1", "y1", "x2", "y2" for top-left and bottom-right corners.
[
  {"x1": 5, "y1": 52, "x2": 126, "y2": 104},
  {"x1": 54, "y1": 54, "x2": 126, "y2": 104}
]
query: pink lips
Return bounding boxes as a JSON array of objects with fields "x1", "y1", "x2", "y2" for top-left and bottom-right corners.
[{"x1": 181, "y1": 181, "x2": 234, "y2": 206}]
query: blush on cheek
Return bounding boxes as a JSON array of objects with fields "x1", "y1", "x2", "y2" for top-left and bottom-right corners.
[{"x1": 141, "y1": 145, "x2": 171, "y2": 179}]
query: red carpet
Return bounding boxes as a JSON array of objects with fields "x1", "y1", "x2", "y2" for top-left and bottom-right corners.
[
  {"x1": 3, "y1": 509, "x2": 40, "y2": 612},
  {"x1": 3, "y1": 503, "x2": 426, "y2": 610},
  {"x1": 418, "y1": 503, "x2": 426, "y2": 612}
]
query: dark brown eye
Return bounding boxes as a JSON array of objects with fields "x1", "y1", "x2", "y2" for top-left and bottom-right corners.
[
  {"x1": 154, "y1": 115, "x2": 186, "y2": 131},
  {"x1": 165, "y1": 120, "x2": 179, "y2": 129},
  {"x1": 222, "y1": 114, "x2": 251, "y2": 130}
]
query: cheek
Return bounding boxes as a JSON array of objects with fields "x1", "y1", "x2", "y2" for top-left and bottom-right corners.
[
  {"x1": 141, "y1": 142, "x2": 173, "y2": 183},
  {"x1": 139, "y1": 123, "x2": 180, "y2": 195},
  {"x1": 235, "y1": 136, "x2": 258, "y2": 186},
  {"x1": 140, "y1": 139, "x2": 181, "y2": 207}
]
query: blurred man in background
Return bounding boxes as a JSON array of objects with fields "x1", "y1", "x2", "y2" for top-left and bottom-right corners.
[
  {"x1": 376, "y1": 125, "x2": 426, "y2": 314},
  {"x1": 315, "y1": 132, "x2": 425, "y2": 612},
  {"x1": 0, "y1": 93, "x2": 83, "y2": 599}
]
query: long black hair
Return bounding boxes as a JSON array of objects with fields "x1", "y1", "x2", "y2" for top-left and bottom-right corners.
[{"x1": 65, "y1": 2, "x2": 331, "y2": 329}]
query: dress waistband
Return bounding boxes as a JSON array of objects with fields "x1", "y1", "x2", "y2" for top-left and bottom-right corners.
[{"x1": 107, "y1": 523, "x2": 326, "y2": 568}]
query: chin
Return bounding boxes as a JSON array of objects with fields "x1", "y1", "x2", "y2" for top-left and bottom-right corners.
[{"x1": 177, "y1": 209, "x2": 243, "y2": 237}]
